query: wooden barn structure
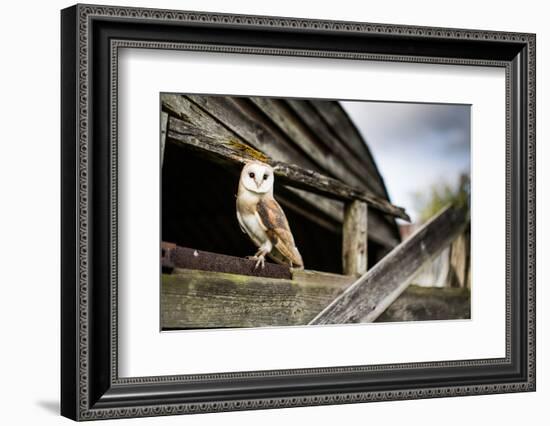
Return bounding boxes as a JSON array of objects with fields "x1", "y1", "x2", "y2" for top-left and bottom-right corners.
[{"x1": 160, "y1": 94, "x2": 470, "y2": 329}]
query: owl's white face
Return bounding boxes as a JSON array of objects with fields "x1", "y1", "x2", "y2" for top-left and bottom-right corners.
[{"x1": 240, "y1": 162, "x2": 275, "y2": 194}]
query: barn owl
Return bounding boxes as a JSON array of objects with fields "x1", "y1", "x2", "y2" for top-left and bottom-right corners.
[{"x1": 236, "y1": 161, "x2": 304, "y2": 270}]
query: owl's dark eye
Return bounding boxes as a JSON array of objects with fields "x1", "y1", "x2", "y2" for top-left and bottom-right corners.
[
  {"x1": 263, "y1": 174, "x2": 269, "y2": 180},
  {"x1": 249, "y1": 172, "x2": 255, "y2": 178}
]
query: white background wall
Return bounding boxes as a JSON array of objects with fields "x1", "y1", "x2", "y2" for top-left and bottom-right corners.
[{"x1": 0, "y1": 0, "x2": 546, "y2": 424}]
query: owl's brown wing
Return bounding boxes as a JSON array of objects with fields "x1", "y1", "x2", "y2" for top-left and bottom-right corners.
[{"x1": 256, "y1": 197, "x2": 303, "y2": 267}]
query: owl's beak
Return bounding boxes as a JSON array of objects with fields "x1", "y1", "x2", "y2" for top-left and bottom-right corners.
[{"x1": 254, "y1": 177, "x2": 262, "y2": 188}]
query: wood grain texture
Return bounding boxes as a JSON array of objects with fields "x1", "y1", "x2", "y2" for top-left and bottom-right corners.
[
  {"x1": 161, "y1": 268, "x2": 355, "y2": 329},
  {"x1": 185, "y1": 95, "x2": 319, "y2": 172},
  {"x1": 162, "y1": 94, "x2": 409, "y2": 220},
  {"x1": 308, "y1": 100, "x2": 381, "y2": 179},
  {"x1": 160, "y1": 270, "x2": 469, "y2": 329},
  {"x1": 286, "y1": 100, "x2": 385, "y2": 194},
  {"x1": 282, "y1": 188, "x2": 400, "y2": 247},
  {"x1": 375, "y1": 285, "x2": 470, "y2": 322},
  {"x1": 165, "y1": 131, "x2": 408, "y2": 220},
  {"x1": 184, "y1": 94, "x2": 400, "y2": 245},
  {"x1": 342, "y1": 201, "x2": 368, "y2": 276},
  {"x1": 309, "y1": 205, "x2": 470, "y2": 324},
  {"x1": 160, "y1": 111, "x2": 168, "y2": 167},
  {"x1": 273, "y1": 98, "x2": 374, "y2": 189},
  {"x1": 447, "y1": 225, "x2": 471, "y2": 288},
  {"x1": 250, "y1": 97, "x2": 365, "y2": 187},
  {"x1": 183, "y1": 95, "x2": 399, "y2": 243}
]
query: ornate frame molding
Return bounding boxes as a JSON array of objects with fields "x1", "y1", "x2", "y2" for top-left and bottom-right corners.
[{"x1": 61, "y1": 4, "x2": 536, "y2": 421}]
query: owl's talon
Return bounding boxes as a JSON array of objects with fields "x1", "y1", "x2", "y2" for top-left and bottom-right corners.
[
  {"x1": 254, "y1": 255, "x2": 265, "y2": 270},
  {"x1": 246, "y1": 255, "x2": 265, "y2": 270}
]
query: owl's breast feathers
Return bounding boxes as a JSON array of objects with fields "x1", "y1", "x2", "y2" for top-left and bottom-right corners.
[{"x1": 236, "y1": 192, "x2": 303, "y2": 268}]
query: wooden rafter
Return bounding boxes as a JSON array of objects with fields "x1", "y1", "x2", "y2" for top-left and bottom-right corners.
[{"x1": 163, "y1": 94, "x2": 409, "y2": 221}]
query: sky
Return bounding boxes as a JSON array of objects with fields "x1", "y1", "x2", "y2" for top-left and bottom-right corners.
[{"x1": 340, "y1": 101, "x2": 471, "y2": 223}]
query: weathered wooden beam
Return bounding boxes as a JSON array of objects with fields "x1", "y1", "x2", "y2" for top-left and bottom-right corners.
[
  {"x1": 281, "y1": 188, "x2": 399, "y2": 248},
  {"x1": 270, "y1": 161, "x2": 408, "y2": 220},
  {"x1": 161, "y1": 268, "x2": 355, "y2": 329},
  {"x1": 160, "y1": 111, "x2": 168, "y2": 167},
  {"x1": 286, "y1": 99, "x2": 384, "y2": 193},
  {"x1": 161, "y1": 269, "x2": 469, "y2": 329},
  {"x1": 279, "y1": 187, "x2": 399, "y2": 248},
  {"x1": 165, "y1": 114, "x2": 409, "y2": 220},
  {"x1": 375, "y1": 285, "x2": 470, "y2": 322},
  {"x1": 342, "y1": 200, "x2": 368, "y2": 276},
  {"x1": 447, "y1": 225, "x2": 471, "y2": 288},
  {"x1": 276, "y1": 188, "x2": 341, "y2": 234},
  {"x1": 309, "y1": 101, "x2": 399, "y2": 234},
  {"x1": 162, "y1": 94, "x2": 408, "y2": 220},
  {"x1": 185, "y1": 95, "x2": 320, "y2": 172},
  {"x1": 309, "y1": 205, "x2": 469, "y2": 325},
  {"x1": 167, "y1": 94, "x2": 401, "y2": 245},
  {"x1": 251, "y1": 97, "x2": 372, "y2": 190},
  {"x1": 309, "y1": 100, "x2": 378, "y2": 173}
]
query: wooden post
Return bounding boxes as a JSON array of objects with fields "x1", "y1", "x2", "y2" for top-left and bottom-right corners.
[
  {"x1": 342, "y1": 200, "x2": 368, "y2": 276},
  {"x1": 447, "y1": 225, "x2": 471, "y2": 288},
  {"x1": 160, "y1": 111, "x2": 168, "y2": 168}
]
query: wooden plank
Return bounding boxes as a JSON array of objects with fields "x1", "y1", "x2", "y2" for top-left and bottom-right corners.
[
  {"x1": 165, "y1": 113, "x2": 409, "y2": 220},
  {"x1": 309, "y1": 100, "x2": 384, "y2": 187},
  {"x1": 183, "y1": 94, "x2": 400, "y2": 246},
  {"x1": 250, "y1": 97, "x2": 369, "y2": 189},
  {"x1": 161, "y1": 268, "x2": 355, "y2": 329},
  {"x1": 342, "y1": 201, "x2": 368, "y2": 276},
  {"x1": 284, "y1": 188, "x2": 399, "y2": 248},
  {"x1": 168, "y1": 95, "x2": 343, "y2": 234},
  {"x1": 310, "y1": 101, "x2": 399, "y2": 235},
  {"x1": 160, "y1": 111, "x2": 168, "y2": 167},
  {"x1": 185, "y1": 95, "x2": 320, "y2": 172},
  {"x1": 308, "y1": 100, "x2": 399, "y2": 229},
  {"x1": 286, "y1": 99, "x2": 384, "y2": 194},
  {"x1": 447, "y1": 225, "x2": 470, "y2": 288},
  {"x1": 276, "y1": 188, "x2": 341, "y2": 233},
  {"x1": 281, "y1": 187, "x2": 399, "y2": 247},
  {"x1": 375, "y1": 285, "x2": 470, "y2": 322},
  {"x1": 291, "y1": 269, "x2": 356, "y2": 287},
  {"x1": 268, "y1": 159, "x2": 408, "y2": 220},
  {"x1": 309, "y1": 205, "x2": 469, "y2": 324}
]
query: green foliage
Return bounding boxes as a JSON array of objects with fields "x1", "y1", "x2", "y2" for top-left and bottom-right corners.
[{"x1": 414, "y1": 174, "x2": 470, "y2": 223}]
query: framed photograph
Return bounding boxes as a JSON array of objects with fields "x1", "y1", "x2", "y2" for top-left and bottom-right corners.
[{"x1": 61, "y1": 4, "x2": 536, "y2": 421}]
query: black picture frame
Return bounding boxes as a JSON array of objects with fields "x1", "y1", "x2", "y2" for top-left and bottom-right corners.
[{"x1": 61, "y1": 4, "x2": 536, "y2": 421}]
